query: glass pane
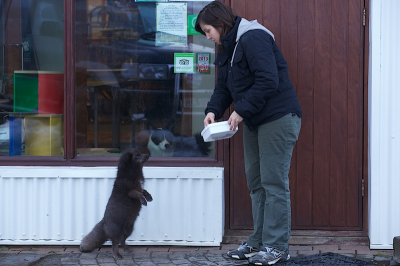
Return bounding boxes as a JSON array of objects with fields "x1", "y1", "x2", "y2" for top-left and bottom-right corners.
[
  {"x1": 0, "y1": 0, "x2": 64, "y2": 157},
  {"x1": 75, "y1": 0, "x2": 215, "y2": 158}
]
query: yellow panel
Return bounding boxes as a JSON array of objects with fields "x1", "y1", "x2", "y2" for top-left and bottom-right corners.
[{"x1": 24, "y1": 115, "x2": 63, "y2": 156}]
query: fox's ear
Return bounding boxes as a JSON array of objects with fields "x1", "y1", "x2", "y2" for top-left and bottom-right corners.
[{"x1": 124, "y1": 152, "x2": 133, "y2": 162}]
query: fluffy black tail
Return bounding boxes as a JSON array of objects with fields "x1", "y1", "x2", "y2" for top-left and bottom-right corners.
[{"x1": 80, "y1": 220, "x2": 107, "y2": 252}]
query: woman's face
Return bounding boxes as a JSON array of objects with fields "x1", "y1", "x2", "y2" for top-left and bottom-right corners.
[{"x1": 199, "y1": 22, "x2": 221, "y2": 45}]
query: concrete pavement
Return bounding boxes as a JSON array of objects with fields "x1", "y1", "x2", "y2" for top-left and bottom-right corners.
[{"x1": 0, "y1": 243, "x2": 398, "y2": 266}]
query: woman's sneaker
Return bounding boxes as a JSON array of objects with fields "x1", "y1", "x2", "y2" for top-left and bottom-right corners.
[
  {"x1": 248, "y1": 246, "x2": 290, "y2": 265},
  {"x1": 227, "y1": 241, "x2": 260, "y2": 260}
]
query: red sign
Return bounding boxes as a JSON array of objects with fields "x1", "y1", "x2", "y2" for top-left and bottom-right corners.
[{"x1": 196, "y1": 53, "x2": 210, "y2": 74}]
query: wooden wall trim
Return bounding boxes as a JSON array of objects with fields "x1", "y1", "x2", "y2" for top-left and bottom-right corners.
[{"x1": 362, "y1": 0, "x2": 370, "y2": 233}]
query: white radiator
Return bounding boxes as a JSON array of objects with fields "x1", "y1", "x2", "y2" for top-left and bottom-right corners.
[{"x1": 0, "y1": 166, "x2": 224, "y2": 246}]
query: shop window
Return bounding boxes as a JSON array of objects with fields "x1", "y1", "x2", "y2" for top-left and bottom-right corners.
[
  {"x1": 0, "y1": 0, "x2": 64, "y2": 157},
  {"x1": 75, "y1": 0, "x2": 215, "y2": 158},
  {"x1": 0, "y1": 0, "x2": 216, "y2": 161}
]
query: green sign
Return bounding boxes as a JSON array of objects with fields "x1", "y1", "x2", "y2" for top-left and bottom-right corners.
[
  {"x1": 174, "y1": 53, "x2": 194, "y2": 73},
  {"x1": 188, "y1": 15, "x2": 201, "y2": 35}
]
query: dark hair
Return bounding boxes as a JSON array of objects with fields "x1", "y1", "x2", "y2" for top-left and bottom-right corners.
[{"x1": 195, "y1": 1, "x2": 237, "y2": 48}]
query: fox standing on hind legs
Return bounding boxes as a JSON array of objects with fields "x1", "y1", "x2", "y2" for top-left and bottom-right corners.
[{"x1": 80, "y1": 148, "x2": 153, "y2": 259}]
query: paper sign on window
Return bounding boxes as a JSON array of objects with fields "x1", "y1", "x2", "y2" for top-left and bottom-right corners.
[
  {"x1": 196, "y1": 53, "x2": 210, "y2": 74},
  {"x1": 174, "y1": 53, "x2": 194, "y2": 73},
  {"x1": 156, "y1": 3, "x2": 187, "y2": 46}
]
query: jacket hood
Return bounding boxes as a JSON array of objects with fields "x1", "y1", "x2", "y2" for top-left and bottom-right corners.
[
  {"x1": 236, "y1": 18, "x2": 274, "y2": 41},
  {"x1": 230, "y1": 18, "x2": 274, "y2": 67}
]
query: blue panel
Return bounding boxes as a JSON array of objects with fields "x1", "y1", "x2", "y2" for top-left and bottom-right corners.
[{"x1": 9, "y1": 117, "x2": 22, "y2": 156}]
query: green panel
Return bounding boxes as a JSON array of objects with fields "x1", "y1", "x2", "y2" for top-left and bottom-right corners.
[
  {"x1": 13, "y1": 72, "x2": 38, "y2": 113},
  {"x1": 188, "y1": 15, "x2": 201, "y2": 35}
]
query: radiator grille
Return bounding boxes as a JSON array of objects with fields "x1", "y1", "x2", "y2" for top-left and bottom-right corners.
[{"x1": 0, "y1": 167, "x2": 224, "y2": 246}]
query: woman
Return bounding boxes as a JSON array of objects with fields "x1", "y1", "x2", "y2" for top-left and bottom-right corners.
[{"x1": 195, "y1": 2, "x2": 302, "y2": 265}]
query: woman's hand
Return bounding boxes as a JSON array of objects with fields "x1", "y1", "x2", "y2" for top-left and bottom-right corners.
[
  {"x1": 204, "y1": 112, "x2": 216, "y2": 127},
  {"x1": 228, "y1": 111, "x2": 243, "y2": 131}
]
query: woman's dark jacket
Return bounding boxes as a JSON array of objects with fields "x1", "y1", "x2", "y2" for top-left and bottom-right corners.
[{"x1": 205, "y1": 17, "x2": 302, "y2": 130}]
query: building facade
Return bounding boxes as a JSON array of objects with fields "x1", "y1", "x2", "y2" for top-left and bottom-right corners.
[{"x1": 0, "y1": 0, "x2": 399, "y2": 249}]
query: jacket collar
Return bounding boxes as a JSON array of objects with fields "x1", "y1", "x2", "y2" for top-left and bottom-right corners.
[{"x1": 214, "y1": 16, "x2": 241, "y2": 67}]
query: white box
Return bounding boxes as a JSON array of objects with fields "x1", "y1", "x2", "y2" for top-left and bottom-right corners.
[{"x1": 201, "y1": 121, "x2": 238, "y2": 142}]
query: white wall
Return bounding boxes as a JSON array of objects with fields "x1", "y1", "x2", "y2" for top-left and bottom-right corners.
[
  {"x1": 0, "y1": 166, "x2": 224, "y2": 246},
  {"x1": 368, "y1": 0, "x2": 400, "y2": 249}
]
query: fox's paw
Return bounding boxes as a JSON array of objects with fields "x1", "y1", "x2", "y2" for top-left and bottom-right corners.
[
  {"x1": 79, "y1": 244, "x2": 91, "y2": 253},
  {"x1": 140, "y1": 195, "x2": 148, "y2": 206},
  {"x1": 143, "y1": 189, "x2": 153, "y2": 202}
]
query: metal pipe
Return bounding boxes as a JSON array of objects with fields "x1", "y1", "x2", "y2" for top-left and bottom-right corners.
[
  {"x1": 10, "y1": 43, "x2": 23, "y2": 70},
  {"x1": 2, "y1": 45, "x2": 4, "y2": 71},
  {"x1": 21, "y1": 46, "x2": 23, "y2": 70}
]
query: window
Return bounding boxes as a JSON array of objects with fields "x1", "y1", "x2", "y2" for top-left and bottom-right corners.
[
  {"x1": 0, "y1": 0, "x2": 64, "y2": 158},
  {"x1": 0, "y1": 0, "x2": 218, "y2": 164}
]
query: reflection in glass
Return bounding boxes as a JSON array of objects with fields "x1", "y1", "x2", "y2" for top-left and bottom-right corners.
[
  {"x1": 75, "y1": 1, "x2": 216, "y2": 158},
  {"x1": 0, "y1": 0, "x2": 64, "y2": 157}
]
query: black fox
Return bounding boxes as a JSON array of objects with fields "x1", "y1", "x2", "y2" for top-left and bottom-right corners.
[{"x1": 80, "y1": 148, "x2": 152, "y2": 259}]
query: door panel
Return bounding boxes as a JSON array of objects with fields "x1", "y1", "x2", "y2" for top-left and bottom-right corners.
[{"x1": 229, "y1": 0, "x2": 364, "y2": 230}]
